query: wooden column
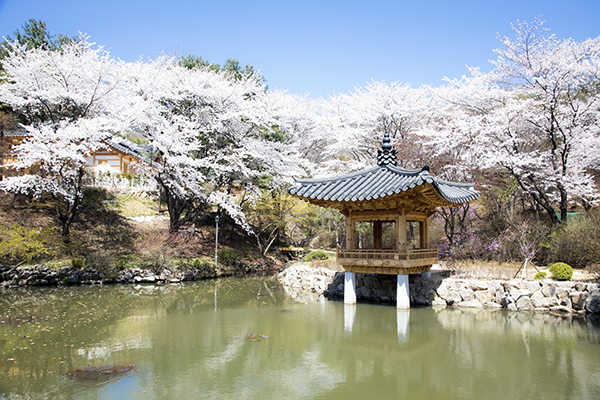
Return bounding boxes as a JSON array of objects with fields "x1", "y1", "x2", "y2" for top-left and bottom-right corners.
[
  {"x1": 420, "y1": 217, "x2": 432, "y2": 278},
  {"x1": 419, "y1": 218, "x2": 430, "y2": 249},
  {"x1": 397, "y1": 213, "x2": 407, "y2": 250},
  {"x1": 373, "y1": 220, "x2": 382, "y2": 249},
  {"x1": 345, "y1": 211, "x2": 354, "y2": 250}
]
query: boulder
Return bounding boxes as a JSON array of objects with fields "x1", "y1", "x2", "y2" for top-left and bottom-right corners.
[
  {"x1": 511, "y1": 289, "x2": 533, "y2": 301},
  {"x1": 432, "y1": 295, "x2": 447, "y2": 307},
  {"x1": 585, "y1": 290, "x2": 600, "y2": 313},
  {"x1": 484, "y1": 302, "x2": 502, "y2": 309},
  {"x1": 531, "y1": 290, "x2": 553, "y2": 309},
  {"x1": 516, "y1": 296, "x2": 534, "y2": 311},
  {"x1": 526, "y1": 281, "x2": 541, "y2": 292},
  {"x1": 467, "y1": 280, "x2": 489, "y2": 291},
  {"x1": 445, "y1": 291, "x2": 462, "y2": 305},
  {"x1": 459, "y1": 287, "x2": 475, "y2": 302},
  {"x1": 457, "y1": 298, "x2": 484, "y2": 308},
  {"x1": 570, "y1": 291, "x2": 587, "y2": 311},
  {"x1": 474, "y1": 290, "x2": 494, "y2": 304},
  {"x1": 541, "y1": 282, "x2": 556, "y2": 298},
  {"x1": 436, "y1": 280, "x2": 454, "y2": 300}
]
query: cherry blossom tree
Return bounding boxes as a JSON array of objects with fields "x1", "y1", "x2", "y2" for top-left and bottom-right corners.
[
  {"x1": 428, "y1": 19, "x2": 600, "y2": 225},
  {"x1": 120, "y1": 58, "x2": 303, "y2": 232},
  {"x1": 0, "y1": 37, "x2": 123, "y2": 238},
  {"x1": 308, "y1": 81, "x2": 432, "y2": 175}
]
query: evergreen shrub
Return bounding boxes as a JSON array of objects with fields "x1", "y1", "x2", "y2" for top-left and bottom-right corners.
[
  {"x1": 218, "y1": 249, "x2": 241, "y2": 266},
  {"x1": 534, "y1": 271, "x2": 547, "y2": 280},
  {"x1": 549, "y1": 262, "x2": 573, "y2": 281},
  {"x1": 305, "y1": 250, "x2": 329, "y2": 262},
  {"x1": 0, "y1": 224, "x2": 54, "y2": 264},
  {"x1": 71, "y1": 258, "x2": 85, "y2": 269}
]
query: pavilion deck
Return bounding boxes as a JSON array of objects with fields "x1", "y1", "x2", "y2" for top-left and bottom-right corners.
[{"x1": 337, "y1": 248, "x2": 438, "y2": 275}]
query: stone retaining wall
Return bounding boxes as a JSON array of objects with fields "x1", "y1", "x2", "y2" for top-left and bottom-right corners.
[
  {"x1": 277, "y1": 264, "x2": 600, "y2": 314},
  {"x1": 0, "y1": 262, "x2": 274, "y2": 287}
]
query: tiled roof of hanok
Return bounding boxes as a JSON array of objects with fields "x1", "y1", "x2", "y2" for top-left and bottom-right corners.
[
  {"x1": 289, "y1": 132, "x2": 480, "y2": 209},
  {"x1": 289, "y1": 165, "x2": 480, "y2": 206},
  {"x1": 2, "y1": 128, "x2": 28, "y2": 138},
  {"x1": 103, "y1": 138, "x2": 157, "y2": 167}
]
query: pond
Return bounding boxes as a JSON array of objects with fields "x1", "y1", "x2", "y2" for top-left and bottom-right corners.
[{"x1": 1, "y1": 277, "x2": 600, "y2": 399}]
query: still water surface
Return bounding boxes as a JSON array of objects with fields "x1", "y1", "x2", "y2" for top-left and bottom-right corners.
[{"x1": 1, "y1": 277, "x2": 600, "y2": 399}]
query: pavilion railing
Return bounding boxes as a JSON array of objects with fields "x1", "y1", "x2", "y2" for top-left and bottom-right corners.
[{"x1": 337, "y1": 248, "x2": 438, "y2": 262}]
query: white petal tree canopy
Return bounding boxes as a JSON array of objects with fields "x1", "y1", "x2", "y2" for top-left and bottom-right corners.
[
  {"x1": 0, "y1": 38, "x2": 123, "y2": 237},
  {"x1": 1, "y1": 18, "x2": 599, "y2": 242},
  {"x1": 428, "y1": 18, "x2": 600, "y2": 224},
  {"x1": 0, "y1": 37, "x2": 305, "y2": 236}
]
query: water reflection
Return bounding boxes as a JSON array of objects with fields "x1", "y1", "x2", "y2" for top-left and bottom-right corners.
[
  {"x1": 1, "y1": 279, "x2": 600, "y2": 399},
  {"x1": 397, "y1": 309, "x2": 410, "y2": 343},
  {"x1": 344, "y1": 304, "x2": 356, "y2": 335}
]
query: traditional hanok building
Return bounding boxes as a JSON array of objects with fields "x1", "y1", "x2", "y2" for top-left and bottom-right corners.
[
  {"x1": 1, "y1": 129, "x2": 152, "y2": 180},
  {"x1": 86, "y1": 138, "x2": 153, "y2": 175},
  {"x1": 0, "y1": 130, "x2": 28, "y2": 179},
  {"x1": 289, "y1": 133, "x2": 480, "y2": 309}
]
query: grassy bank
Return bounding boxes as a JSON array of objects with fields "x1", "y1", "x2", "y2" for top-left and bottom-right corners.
[{"x1": 0, "y1": 188, "x2": 278, "y2": 274}]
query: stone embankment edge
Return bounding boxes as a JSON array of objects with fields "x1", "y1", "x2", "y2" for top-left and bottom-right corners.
[
  {"x1": 277, "y1": 263, "x2": 600, "y2": 314},
  {"x1": 0, "y1": 262, "x2": 276, "y2": 288}
]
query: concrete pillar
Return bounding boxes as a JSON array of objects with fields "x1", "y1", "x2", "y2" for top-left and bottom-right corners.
[
  {"x1": 397, "y1": 274, "x2": 410, "y2": 309},
  {"x1": 344, "y1": 272, "x2": 356, "y2": 304},
  {"x1": 421, "y1": 271, "x2": 432, "y2": 279},
  {"x1": 397, "y1": 309, "x2": 410, "y2": 343}
]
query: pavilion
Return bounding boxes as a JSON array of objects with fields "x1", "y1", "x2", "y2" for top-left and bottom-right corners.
[{"x1": 289, "y1": 133, "x2": 480, "y2": 308}]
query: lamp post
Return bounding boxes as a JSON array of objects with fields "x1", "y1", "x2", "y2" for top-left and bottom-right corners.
[{"x1": 215, "y1": 214, "x2": 220, "y2": 267}]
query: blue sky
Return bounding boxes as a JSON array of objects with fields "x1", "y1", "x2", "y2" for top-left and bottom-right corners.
[{"x1": 1, "y1": 0, "x2": 599, "y2": 98}]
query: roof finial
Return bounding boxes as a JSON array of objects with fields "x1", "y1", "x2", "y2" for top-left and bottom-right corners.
[
  {"x1": 382, "y1": 131, "x2": 392, "y2": 151},
  {"x1": 377, "y1": 131, "x2": 397, "y2": 166}
]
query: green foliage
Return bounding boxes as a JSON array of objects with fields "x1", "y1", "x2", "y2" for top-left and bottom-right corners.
[
  {"x1": 0, "y1": 19, "x2": 77, "y2": 62},
  {"x1": 192, "y1": 258, "x2": 215, "y2": 270},
  {"x1": 71, "y1": 258, "x2": 85, "y2": 270},
  {"x1": 549, "y1": 211, "x2": 600, "y2": 269},
  {"x1": 0, "y1": 224, "x2": 54, "y2": 264},
  {"x1": 549, "y1": 262, "x2": 573, "y2": 281},
  {"x1": 305, "y1": 250, "x2": 329, "y2": 262},
  {"x1": 534, "y1": 271, "x2": 547, "y2": 280},
  {"x1": 218, "y1": 249, "x2": 241, "y2": 266},
  {"x1": 178, "y1": 54, "x2": 265, "y2": 85}
]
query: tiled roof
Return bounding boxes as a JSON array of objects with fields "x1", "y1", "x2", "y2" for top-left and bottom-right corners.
[
  {"x1": 2, "y1": 129, "x2": 28, "y2": 138},
  {"x1": 289, "y1": 165, "x2": 480, "y2": 208},
  {"x1": 103, "y1": 138, "x2": 157, "y2": 167}
]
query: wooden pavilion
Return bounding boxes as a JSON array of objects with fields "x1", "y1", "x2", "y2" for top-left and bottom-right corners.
[{"x1": 289, "y1": 133, "x2": 480, "y2": 308}]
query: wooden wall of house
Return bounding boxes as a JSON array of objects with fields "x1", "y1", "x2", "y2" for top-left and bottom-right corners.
[
  {"x1": 86, "y1": 151, "x2": 136, "y2": 175},
  {"x1": 1, "y1": 136, "x2": 140, "y2": 179}
]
